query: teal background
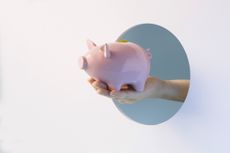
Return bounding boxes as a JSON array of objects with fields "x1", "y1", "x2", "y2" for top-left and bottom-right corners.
[{"x1": 113, "y1": 23, "x2": 190, "y2": 125}]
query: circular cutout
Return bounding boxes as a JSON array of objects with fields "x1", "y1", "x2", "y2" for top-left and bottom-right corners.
[{"x1": 113, "y1": 23, "x2": 190, "y2": 125}]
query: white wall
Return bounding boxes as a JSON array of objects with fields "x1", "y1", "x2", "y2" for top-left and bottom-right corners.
[{"x1": 0, "y1": 0, "x2": 229, "y2": 153}]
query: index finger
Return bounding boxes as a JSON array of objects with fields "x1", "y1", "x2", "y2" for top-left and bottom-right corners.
[
  {"x1": 92, "y1": 80, "x2": 108, "y2": 90},
  {"x1": 88, "y1": 78, "x2": 95, "y2": 84}
]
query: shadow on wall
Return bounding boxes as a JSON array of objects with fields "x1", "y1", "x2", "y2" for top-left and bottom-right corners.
[
  {"x1": 176, "y1": 70, "x2": 204, "y2": 117},
  {"x1": 0, "y1": 143, "x2": 6, "y2": 153},
  {"x1": 169, "y1": 70, "x2": 206, "y2": 132}
]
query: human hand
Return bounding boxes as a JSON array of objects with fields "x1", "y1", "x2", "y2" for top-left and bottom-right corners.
[{"x1": 88, "y1": 76, "x2": 163, "y2": 104}]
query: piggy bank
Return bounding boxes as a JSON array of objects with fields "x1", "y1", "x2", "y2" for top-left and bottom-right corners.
[{"x1": 79, "y1": 39, "x2": 152, "y2": 92}]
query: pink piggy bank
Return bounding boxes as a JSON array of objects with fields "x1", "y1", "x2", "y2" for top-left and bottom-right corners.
[{"x1": 79, "y1": 40, "x2": 152, "y2": 92}]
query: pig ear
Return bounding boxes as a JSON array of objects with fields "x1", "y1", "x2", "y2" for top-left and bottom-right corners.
[
  {"x1": 86, "y1": 39, "x2": 97, "y2": 50},
  {"x1": 102, "y1": 43, "x2": 111, "y2": 59}
]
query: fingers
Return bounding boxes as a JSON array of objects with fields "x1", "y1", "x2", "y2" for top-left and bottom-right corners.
[
  {"x1": 96, "y1": 88, "x2": 110, "y2": 97},
  {"x1": 88, "y1": 78, "x2": 144, "y2": 104},
  {"x1": 88, "y1": 78, "x2": 110, "y2": 97},
  {"x1": 92, "y1": 80, "x2": 108, "y2": 90},
  {"x1": 88, "y1": 78, "x2": 108, "y2": 90},
  {"x1": 88, "y1": 78, "x2": 95, "y2": 84},
  {"x1": 120, "y1": 84, "x2": 129, "y2": 90}
]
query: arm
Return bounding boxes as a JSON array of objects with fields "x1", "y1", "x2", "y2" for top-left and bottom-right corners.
[
  {"x1": 88, "y1": 76, "x2": 190, "y2": 104},
  {"x1": 148, "y1": 78, "x2": 189, "y2": 102}
]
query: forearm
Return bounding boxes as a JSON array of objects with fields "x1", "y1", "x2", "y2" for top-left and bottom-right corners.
[{"x1": 148, "y1": 78, "x2": 189, "y2": 102}]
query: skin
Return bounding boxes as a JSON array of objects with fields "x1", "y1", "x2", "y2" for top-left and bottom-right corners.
[{"x1": 88, "y1": 76, "x2": 190, "y2": 104}]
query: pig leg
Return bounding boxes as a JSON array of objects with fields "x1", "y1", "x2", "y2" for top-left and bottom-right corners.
[
  {"x1": 133, "y1": 81, "x2": 145, "y2": 92},
  {"x1": 108, "y1": 83, "x2": 122, "y2": 91}
]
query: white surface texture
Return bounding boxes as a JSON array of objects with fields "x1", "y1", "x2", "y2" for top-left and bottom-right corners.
[{"x1": 0, "y1": 0, "x2": 230, "y2": 153}]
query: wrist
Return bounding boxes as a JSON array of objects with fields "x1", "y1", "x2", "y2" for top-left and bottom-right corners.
[
  {"x1": 145, "y1": 76, "x2": 166, "y2": 99},
  {"x1": 156, "y1": 80, "x2": 186, "y2": 102}
]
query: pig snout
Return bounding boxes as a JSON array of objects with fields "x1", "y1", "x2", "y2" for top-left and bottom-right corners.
[{"x1": 78, "y1": 56, "x2": 88, "y2": 70}]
